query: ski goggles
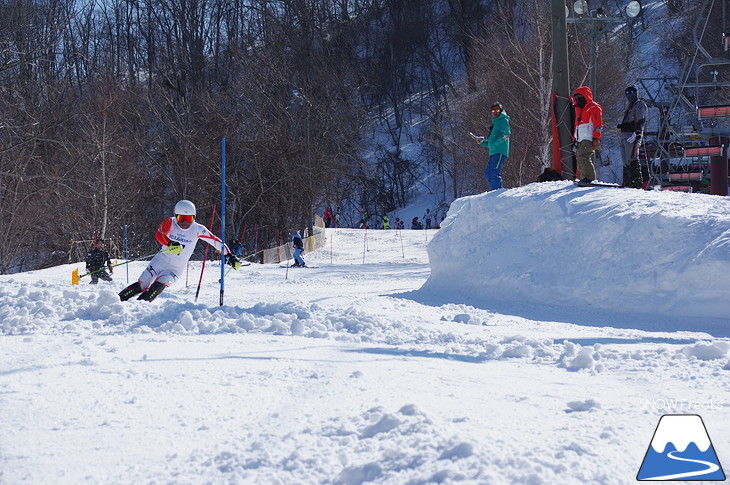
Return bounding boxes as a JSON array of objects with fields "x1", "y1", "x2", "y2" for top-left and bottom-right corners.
[
  {"x1": 491, "y1": 107, "x2": 502, "y2": 113},
  {"x1": 176, "y1": 214, "x2": 194, "y2": 224}
]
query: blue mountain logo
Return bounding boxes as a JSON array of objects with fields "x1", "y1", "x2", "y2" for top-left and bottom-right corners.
[{"x1": 637, "y1": 414, "x2": 725, "y2": 481}]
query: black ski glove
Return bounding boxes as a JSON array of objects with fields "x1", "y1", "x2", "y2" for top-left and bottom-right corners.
[{"x1": 226, "y1": 254, "x2": 241, "y2": 270}]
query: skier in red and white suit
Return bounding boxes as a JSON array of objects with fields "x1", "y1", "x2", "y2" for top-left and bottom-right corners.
[{"x1": 119, "y1": 200, "x2": 240, "y2": 302}]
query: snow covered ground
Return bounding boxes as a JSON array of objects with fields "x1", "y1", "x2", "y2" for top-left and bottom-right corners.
[{"x1": 1, "y1": 181, "x2": 729, "y2": 484}]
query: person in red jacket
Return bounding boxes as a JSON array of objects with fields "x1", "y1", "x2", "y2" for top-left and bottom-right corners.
[
  {"x1": 323, "y1": 205, "x2": 333, "y2": 228},
  {"x1": 572, "y1": 86, "x2": 603, "y2": 183}
]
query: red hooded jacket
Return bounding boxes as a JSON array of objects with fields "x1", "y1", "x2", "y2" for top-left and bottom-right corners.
[{"x1": 573, "y1": 86, "x2": 603, "y2": 142}]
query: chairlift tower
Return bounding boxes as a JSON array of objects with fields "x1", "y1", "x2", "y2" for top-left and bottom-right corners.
[
  {"x1": 636, "y1": 0, "x2": 730, "y2": 195},
  {"x1": 551, "y1": 0, "x2": 641, "y2": 178},
  {"x1": 567, "y1": 0, "x2": 642, "y2": 95}
]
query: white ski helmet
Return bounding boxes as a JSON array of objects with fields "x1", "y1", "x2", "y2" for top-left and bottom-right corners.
[{"x1": 174, "y1": 200, "x2": 196, "y2": 216}]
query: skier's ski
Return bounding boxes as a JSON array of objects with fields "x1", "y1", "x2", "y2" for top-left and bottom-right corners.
[
  {"x1": 573, "y1": 180, "x2": 624, "y2": 188},
  {"x1": 279, "y1": 265, "x2": 319, "y2": 269}
]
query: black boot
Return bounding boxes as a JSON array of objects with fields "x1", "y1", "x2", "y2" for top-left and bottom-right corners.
[
  {"x1": 119, "y1": 282, "x2": 142, "y2": 301},
  {"x1": 137, "y1": 281, "x2": 166, "y2": 302},
  {"x1": 628, "y1": 160, "x2": 644, "y2": 188}
]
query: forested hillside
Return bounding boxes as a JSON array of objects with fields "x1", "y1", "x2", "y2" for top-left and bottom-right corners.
[{"x1": 0, "y1": 0, "x2": 712, "y2": 272}]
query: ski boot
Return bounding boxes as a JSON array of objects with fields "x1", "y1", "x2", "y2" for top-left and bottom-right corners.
[
  {"x1": 119, "y1": 282, "x2": 142, "y2": 301},
  {"x1": 137, "y1": 281, "x2": 166, "y2": 302}
]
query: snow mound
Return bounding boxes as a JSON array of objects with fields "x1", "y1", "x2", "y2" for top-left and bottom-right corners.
[
  {"x1": 680, "y1": 341, "x2": 730, "y2": 360},
  {"x1": 566, "y1": 399, "x2": 602, "y2": 413},
  {"x1": 423, "y1": 182, "x2": 730, "y2": 323}
]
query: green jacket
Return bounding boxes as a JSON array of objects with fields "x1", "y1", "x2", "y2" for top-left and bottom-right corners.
[{"x1": 480, "y1": 110, "x2": 511, "y2": 157}]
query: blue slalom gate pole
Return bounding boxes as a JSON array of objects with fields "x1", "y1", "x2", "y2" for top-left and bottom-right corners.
[{"x1": 220, "y1": 137, "x2": 226, "y2": 306}]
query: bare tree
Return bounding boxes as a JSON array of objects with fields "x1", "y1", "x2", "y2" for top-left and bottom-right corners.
[{"x1": 0, "y1": 0, "x2": 645, "y2": 270}]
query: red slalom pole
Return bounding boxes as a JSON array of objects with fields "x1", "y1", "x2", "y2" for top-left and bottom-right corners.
[{"x1": 195, "y1": 203, "x2": 217, "y2": 302}]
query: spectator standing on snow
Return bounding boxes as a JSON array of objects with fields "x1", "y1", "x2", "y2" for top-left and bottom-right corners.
[
  {"x1": 572, "y1": 86, "x2": 603, "y2": 183},
  {"x1": 85, "y1": 240, "x2": 113, "y2": 284},
  {"x1": 618, "y1": 85, "x2": 648, "y2": 188},
  {"x1": 292, "y1": 231, "x2": 306, "y2": 267},
  {"x1": 323, "y1": 205, "x2": 333, "y2": 228},
  {"x1": 477, "y1": 102, "x2": 511, "y2": 190},
  {"x1": 357, "y1": 208, "x2": 368, "y2": 229},
  {"x1": 382, "y1": 215, "x2": 391, "y2": 229},
  {"x1": 118, "y1": 200, "x2": 240, "y2": 302},
  {"x1": 423, "y1": 209, "x2": 433, "y2": 229}
]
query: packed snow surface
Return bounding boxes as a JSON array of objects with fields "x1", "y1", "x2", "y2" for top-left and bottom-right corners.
[{"x1": 1, "y1": 181, "x2": 729, "y2": 484}]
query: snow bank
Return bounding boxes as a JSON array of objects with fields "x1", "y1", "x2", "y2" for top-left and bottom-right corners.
[
  {"x1": 423, "y1": 181, "x2": 730, "y2": 323},
  {"x1": 2, "y1": 271, "x2": 707, "y2": 376}
]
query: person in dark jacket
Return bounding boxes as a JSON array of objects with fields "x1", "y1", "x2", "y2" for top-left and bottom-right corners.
[
  {"x1": 292, "y1": 231, "x2": 305, "y2": 267},
  {"x1": 618, "y1": 85, "x2": 648, "y2": 188},
  {"x1": 85, "y1": 240, "x2": 113, "y2": 284},
  {"x1": 229, "y1": 239, "x2": 243, "y2": 257},
  {"x1": 477, "y1": 102, "x2": 511, "y2": 190}
]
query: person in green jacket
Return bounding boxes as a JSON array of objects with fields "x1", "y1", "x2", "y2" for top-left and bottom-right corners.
[{"x1": 477, "y1": 102, "x2": 511, "y2": 190}]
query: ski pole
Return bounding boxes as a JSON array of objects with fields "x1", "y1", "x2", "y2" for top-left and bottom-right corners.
[
  {"x1": 71, "y1": 252, "x2": 157, "y2": 285},
  {"x1": 254, "y1": 224, "x2": 259, "y2": 262},
  {"x1": 469, "y1": 131, "x2": 484, "y2": 142},
  {"x1": 222, "y1": 258, "x2": 251, "y2": 278},
  {"x1": 195, "y1": 204, "x2": 217, "y2": 302},
  {"x1": 285, "y1": 233, "x2": 292, "y2": 280},
  {"x1": 394, "y1": 208, "x2": 404, "y2": 258},
  {"x1": 399, "y1": 225, "x2": 405, "y2": 258}
]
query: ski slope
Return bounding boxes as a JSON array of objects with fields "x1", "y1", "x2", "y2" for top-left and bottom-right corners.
[{"x1": 1, "y1": 181, "x2": 729, "y2": 484}]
